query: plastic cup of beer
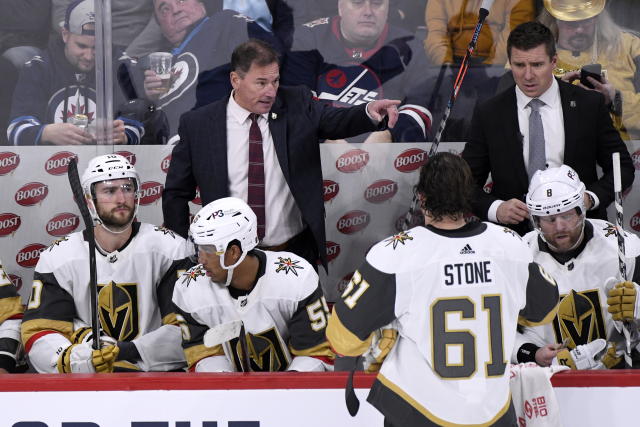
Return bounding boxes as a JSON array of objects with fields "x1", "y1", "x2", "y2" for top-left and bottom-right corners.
[{"x1": 149, "y1": 52, "x2": 173, "y2": 94}]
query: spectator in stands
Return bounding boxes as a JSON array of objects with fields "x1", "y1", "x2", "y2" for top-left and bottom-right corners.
[
  {"x1": 121, "y1": 0, "x2": 281, "y2": 144},
  {"x1": 512, "y1": 165, "x2": 640, "y2": 370},
  {"x1": 0, "y1": 0, "x2": 51, "y2": 69},
  {"x1": 462, "y1": 21, "x2": 634, "y2": 236},
  {"x1": 424, "y1": 0, "x2": 535, "y2": 66},
  {"x1": 162, "y1": 39, "x2": 400, "y2": 270},
  {"x1": 539, "y1": 0, "x2": 640, "y2": 140},
  {"x1": 7, "y1": 0, "x2": 143, "y2": 146},
  {"x1": 22, "y1": 154, "x2": 191, "y2": 373},
  {"x1": 283, "y1": 0, "x2": 433, "y2": 143},
  {"x1": 173, "y1": 197, "x2": 334, "y2": 372},
  {"x1": 0, "y1": 260, "x2": 23, "y2": 373},
  {"x1": 52, "y1": 0, "x2": 159, "y2": 59}
]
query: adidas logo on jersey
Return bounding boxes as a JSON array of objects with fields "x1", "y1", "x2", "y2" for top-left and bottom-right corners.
[{"x1": 460, "y1": 244, "x2": 475, "y2": 254}]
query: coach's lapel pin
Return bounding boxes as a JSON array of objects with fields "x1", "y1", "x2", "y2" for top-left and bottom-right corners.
[
  {"x1": 570, "y1": 100, "x2": 576, "y2": 108},
  {"x1": 271, "y1": 112, "x2": 277, "y2": 120}
]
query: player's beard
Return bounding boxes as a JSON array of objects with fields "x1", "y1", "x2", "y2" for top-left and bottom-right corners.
[{"x1": 98, "y1": 203, "x2": 135, "y2": 231}]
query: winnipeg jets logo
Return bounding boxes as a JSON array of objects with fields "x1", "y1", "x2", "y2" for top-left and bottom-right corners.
[
  {"x1": 384, "y1": 231, "x2": 413, "y2": 249},
  {"x1": 274, "y1": 257, "x2": 303, "y2": 276},
  {"x1": 48, "y1": 236, "x2": 69, "y2": 251},
  {"x1": 182, "y1": 265, "x2": 205, "y2": 287},
  {"x1": 56, "y1": 88, "x2": 95, "y2": 123},
  {"x1": 154, "y1": 226, "x2": 175, "y2": 238}
]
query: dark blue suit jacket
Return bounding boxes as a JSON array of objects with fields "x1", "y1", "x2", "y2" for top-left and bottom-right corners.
[
  {"x1": 162, "y1": 85, "x2": 377, "y2": 268},
  {"x1": 462, "y1": 79, "x2": 634, "y2": 235}
]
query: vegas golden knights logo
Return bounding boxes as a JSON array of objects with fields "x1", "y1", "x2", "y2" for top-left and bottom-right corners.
[
  {"x1": 97, "y1": 282, "x2": 139, "y2": 341},
  {"x1": 227, "y1": 327, "x2": 290, "y2": 372},
  {"x1": 552, "y1": 289, "x2": 606, "y2": 349}
]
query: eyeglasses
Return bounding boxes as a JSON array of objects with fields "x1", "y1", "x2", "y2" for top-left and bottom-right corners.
[
  {"x1": 94, "y1": 183, "x2": 137, "y2": 201},
  {"x1": 197, "y1": 244, "x2": 224, "y2": 256}
]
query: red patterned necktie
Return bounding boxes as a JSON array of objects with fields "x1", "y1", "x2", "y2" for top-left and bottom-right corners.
[{"x1": 248, "y1": 113, "x2": 265, "y2": 239}]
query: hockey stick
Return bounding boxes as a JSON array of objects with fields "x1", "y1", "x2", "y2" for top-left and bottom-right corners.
[
  {"x1": 238, "y1": 323, "x2": 251, "y2": 372},
  {"x1": 613, "y1": 152, "x2": 633, "y2": 367},
  {"x1": 402, "y1": 0, "x2": 495, "y2": 230},
  {"x1": 67, "y1": 157, "x2": 100, "y2": 351}
]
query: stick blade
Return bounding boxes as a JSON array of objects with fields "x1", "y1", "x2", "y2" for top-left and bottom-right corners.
[{"x1": 203, "y1": 320, "x2": 243, "y2": 348}]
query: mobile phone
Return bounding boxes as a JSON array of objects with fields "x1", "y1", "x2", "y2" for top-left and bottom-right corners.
[{"x1": 580, "y1": 63, "x2": 602, "y2": 89}]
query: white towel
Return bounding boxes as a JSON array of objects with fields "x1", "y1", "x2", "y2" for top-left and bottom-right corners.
[{"x1": 509, "y1": 362, "x2": 569, "y2": 426}]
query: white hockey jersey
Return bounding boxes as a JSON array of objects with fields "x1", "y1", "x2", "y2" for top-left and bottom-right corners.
[
  {"x1": 172, "y1": 250, "x2": 334, "y2": 372},
  {"x1": 22, "y1": 223, "x2": 191, "y2": 372},
  {"x1": 327, "y1": 222, "x2": 559, "y2": 426},
  {"x1": 514, "y1": 219, "x2": 640, "y2": 359}
]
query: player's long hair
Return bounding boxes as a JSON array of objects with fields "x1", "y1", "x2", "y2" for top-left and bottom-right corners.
[{"x1": 415, "y1": 152, "x2": 473, "y2": 223}]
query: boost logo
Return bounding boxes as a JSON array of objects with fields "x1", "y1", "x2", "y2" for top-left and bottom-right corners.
[
  {"x1": 16, "y1": 243, "x2": 47, "y2": 268},
  {"x1": 8, "y1": 274, "x2": 22, "y2": 291},
  {"x1": 115, "y1": 151, "x2": 137, "y2": 165},
  {"x1": 326, "y1": 241, "x2": 341, "y2": 262},
  {"x1": 337, "y1": 210, "x2": 370, "y2": 234},
  {"x1": 323, "y1": 180, "x2": 339, "y2": 202},
  {"x1": 364, "y1": 179, "x2": 398, "y2": 203},
  {"x1": 161, "y1": 154, "x2": 172, "y2": 173},
  {"x1": 336, "y1": 149, "x2": 369, "y2": 173},
  {"x1": 15, "y1": 182, "x2": 48, "y2": 206},
  {"x1": 394, "y1": 148, "x2": 427, "y2": 172},
  {"x1": 0, "y1": 152, "x2": 20, "y2": 175},
  {"x1": 631, "y1": 211, "x2": 640, "y2": 232},
  {"x1": 46, "y1": 212, "x2": 80, "y2": 236},
  {"x1": 0, "y1": 213, "x2": 21, "y2": 236},
  {"x1": 44, "y1": 151, "x2": 77, "y2": 175},
  {"x1": 139, "y1": 181, "x2": 163, "y2": 205}
]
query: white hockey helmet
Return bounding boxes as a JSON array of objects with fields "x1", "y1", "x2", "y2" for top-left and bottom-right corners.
[
  {"x1": 526, "y1": 165, "x2": 586, "y2": 217},
  {"x1": 190, "y1": 197, "x2": 259, "y2": 276},
  {"x1": 81, "y1": 154, "x2": 140, "y2": 226}
]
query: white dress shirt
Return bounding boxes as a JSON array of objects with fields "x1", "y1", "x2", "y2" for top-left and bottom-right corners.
[{"x1": 226, "y1": 91, "x2": 304, "y2": 246}]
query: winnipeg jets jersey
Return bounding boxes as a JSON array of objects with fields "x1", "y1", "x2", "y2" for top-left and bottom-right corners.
[
  {"x1": 515, "y1": 219, "x2": 640, "y2": 357},
  {"x1": 8, "y1": 38, "x2": 142, "y2": 146},
  {"x1": 22, "y1": 223, "x2": 190, "y2": 372},
  {"x1": 285, "y1": 16, "x2": 432, "y2": 142},
  {"x1": 0, "y1": 260, "x2": 23, "y2": 372},
  {"x1": 172, "y1": 250, "x2": 334, "y2": 372},
  {"x1": 327, "y1": 223, "x2": 559, "y2": 426}
]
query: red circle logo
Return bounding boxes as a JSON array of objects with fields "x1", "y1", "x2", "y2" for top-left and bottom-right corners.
[
  {"x1": 15, "y1": 182, "x2": 49, "y2": 206},
  {"x1": 326, "y1": 69, "x2": 347, "y2": 88},
  {"x1": 191, "y1": 187, "x2": 202, "y2": 205},
  {"x1": 326, "y1": 241, "x2": 341, "y2": 262},
  {"x1": 323, "y1": 180, "x2": 339, "y2": 202},
  {"x1": 0, "y1": 152, "x2": 20, "y2": 175},
  {"x1": 336, "y1": 271, "x2": 355, "y2": 294},
  {"x1": 630, "y1": 211, "x2": 640, "y2": 232},
  {"x1": 44, "y1": 151, "x2": 77, "y2": 175},
  {"x1": 16, "y1": 243, "x2": 47, "y2": 268},
  {"x1": 115, "y1": 151, "x2": 137, "y2": 165},
  {"x1": 336, "y1": 149, "x2": 369, "y2": 173},
  {"x1": 394, "y1": 148, "x2": 428, "y2": 173},
  {"x1": 364, "y1": 179, "x2": 398, "y2": 204},
  {"x1": 139, "y1": 181, "x2": 164, "y2": 205},
  {"x1": 0, "y1": 212, "x2": 21, "y2": 236},
  {"x1": 632, "y1": 149, "x2": 640, "y2": 170},
  {"x1": 161, "y1": 154, "x2": 172, "y2": 173},
  {"x1": 337, "y1": 210, "x2": 370, "y2": 234},
  {"x1": 46, "y1": 212, "x2": 80, "y2": 236}
]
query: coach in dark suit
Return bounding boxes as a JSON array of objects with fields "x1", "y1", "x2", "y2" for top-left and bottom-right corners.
[
  {"x1": 163, "y1": 39, "x2": 399, "y2": 269},
  {"x1": 462, "y1": 22, "x2": 634, "y2": 236}
]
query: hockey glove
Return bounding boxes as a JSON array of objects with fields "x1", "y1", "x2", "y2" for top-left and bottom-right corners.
[
  {"x1": 70, "y1": 327, "x2": 117, "y2": 348},
  {"x1": 597, "y1": 342, "x2": 624, "y2": 369},
  {"x1": 389, "y1": 104, "x2": 432, "y2": 142},
  {"x1": 606, "y1": 280, "x2": 640, "y2": 322},
  {"x1": 57, "y1": 342, "x2": 119, "y2": 373},
  {"x1": 362, "y1": 326, "x2": 398, "y2": 373},
  {"x1": 553, "y1": 338, "x2": 607, "y2": 370}
]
